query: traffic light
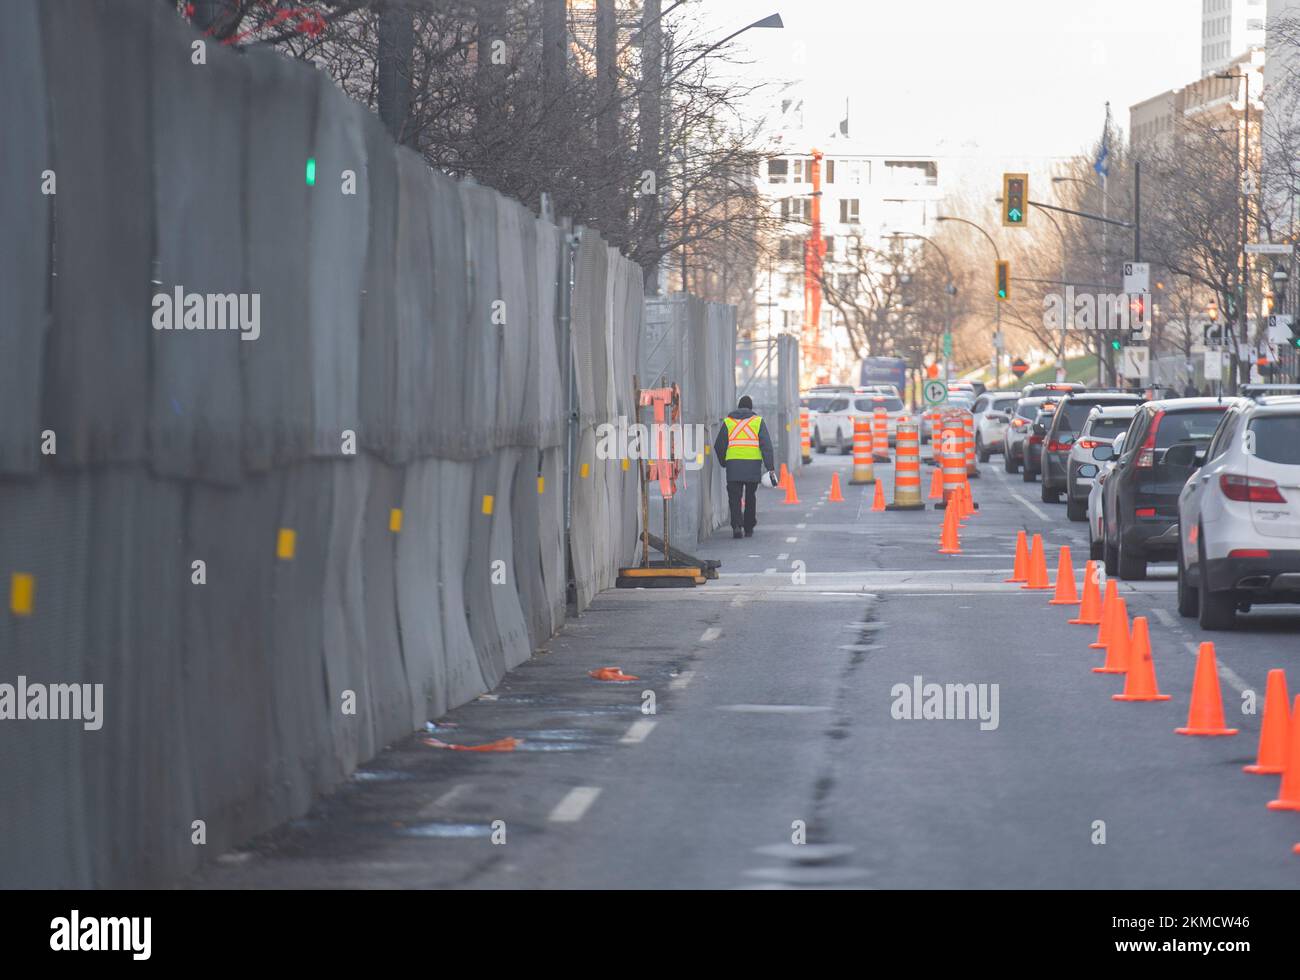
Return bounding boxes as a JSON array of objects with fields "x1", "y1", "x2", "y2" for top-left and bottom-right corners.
[
  {"x1": 1002, "y1": 173, "x2": 1028, "y2": 227},
  {"x1": 996, "y1": 260, "x2": 1010, "y2": 301},
  {"x1": 1110, "y1": 337, "x2": 1122, "y2": 351}
]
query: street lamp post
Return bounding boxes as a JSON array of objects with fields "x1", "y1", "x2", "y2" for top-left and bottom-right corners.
[
  {"x1": 1217, "y1": 68, "x2": 1253, "y2": 393},
  {"x1": 936, "y1": 215, "x2": 1002, "y2": 387},
  {"x1": 672, "y1": 14, "x2": 783, "y2": 294}
]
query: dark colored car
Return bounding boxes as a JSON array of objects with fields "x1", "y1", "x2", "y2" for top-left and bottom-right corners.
[
  {"x1": 1022, "y1": 403, "x2": 1058, "y2": 483},
  {"x1": 1040, "y1": 392, "x2": 1143, "y2": 504},
  {"x1": 1099, "y1": 398, "x2": 1236, "y2": 580},
  {"x1": 1003, "y1": 396, "x2": 1052, "y2": 474}
]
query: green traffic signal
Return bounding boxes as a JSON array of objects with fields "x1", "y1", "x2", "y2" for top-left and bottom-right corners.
[{"x1": 1110, "y1": 338, "x2": 1121, "y2": 351}]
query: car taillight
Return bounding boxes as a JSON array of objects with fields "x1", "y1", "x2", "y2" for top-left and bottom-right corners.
[
  {"x1": 1135, "y1": 507, "x2": 1156, "y2": 517},
  {"x1": 1220, "y1": 473, "x2": 1286, "y2": 503},
  {"x1": 1228, "y1": 548, "x2": 1272, "y2": 559},
  {"x1": 1028, "y1": 434, "x2": 1043, "y2": 444},
  {"x1": 1077, "y1": 439, "x2": 1100, "y2": 450},
  {"x1": 1011, "y1": 418, "x2": 1027, "y2": 429},
  {"x1": 1047, "y1": 440, "x2": 1070, "y2": 452},
  {"x1": 1135, "y1": 410, "x2": 1162, "y2": 468}
]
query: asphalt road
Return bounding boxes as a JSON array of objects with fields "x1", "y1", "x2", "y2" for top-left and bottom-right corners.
[{"x1": 190, "y1": 446, "x2": 1300, "y2": 889}]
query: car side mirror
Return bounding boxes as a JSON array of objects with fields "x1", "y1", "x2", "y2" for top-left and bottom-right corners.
[{"x1": 1091, "y1": 444, "x2": 1114, "y2": 462}]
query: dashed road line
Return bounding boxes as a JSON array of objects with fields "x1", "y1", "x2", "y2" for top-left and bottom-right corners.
[
  {"x1": 549, "y1": 786, "x2": 602, "y2": 823},
  {"x1": 669, "y1": 670, "x2": 695, "y2": 690},
  {"x1": 699, "y1": 627, "x2": 721, "y2": 642},
  {"x1": 619, "y1": 719, "x2": 657, "y2": 744},
  {"x1": 1007, "y1": 492, "x2": 1050, "y2": 521}
]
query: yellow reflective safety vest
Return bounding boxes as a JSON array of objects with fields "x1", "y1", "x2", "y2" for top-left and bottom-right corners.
[{"x1": 724, "y1": 414, "x2": 763, "y2": 461}]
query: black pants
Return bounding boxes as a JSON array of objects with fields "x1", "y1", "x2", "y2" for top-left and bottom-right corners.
[{"x1": 727, "y1": 481, "x2": 758, "y2": 532}]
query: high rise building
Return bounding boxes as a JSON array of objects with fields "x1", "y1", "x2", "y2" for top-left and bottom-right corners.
[{"x1": 1202, "y1": 0, "x2": 1267, "y2": 76}]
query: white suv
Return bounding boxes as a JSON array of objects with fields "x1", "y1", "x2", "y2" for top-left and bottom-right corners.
[
  {"x1": 972, "y1": 391, "x2": 1020, "y2": 461},
  {"x1": 814, "y1": 392, "x2": 908, "y2": 453},
  {"x1": 1176, "y1": 396, "x2": 1300, "y2": 629}
]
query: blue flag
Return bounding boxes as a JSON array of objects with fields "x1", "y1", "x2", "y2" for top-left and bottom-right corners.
[{"x1": 1093, "y1": 103, "x2": 1112, "y2": 178}]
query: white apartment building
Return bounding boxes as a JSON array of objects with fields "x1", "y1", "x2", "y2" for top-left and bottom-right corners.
[
  {"x1": 753, "y1": 101, "x2": 945, "y2": 384},
  {"x1": 1203, "y1": 0, "x2": 1267, "y2": 76}
]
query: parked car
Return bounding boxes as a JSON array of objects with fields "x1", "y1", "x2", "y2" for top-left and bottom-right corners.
[
  {"x1": 1098, "y1": 397, "x2": 1240, "y2": 580},
  {"x1": 1176, "y1": 396, "x2": 1300, "y2": 629},
  {"x1": 1022, "y1": 403, "x2": 1059, "y2": 482},
  {"x1": 1003, "y1": 395, "x2": 1054, "y2": 474},
  {"x1": 813, "y1": 392, "x2": 909, "y2": 453},
  {"x1": 1040, "y1": 392, "x2": 1143, "y2": 504},
  {"x1": 972, "y1": 391, "x2": 1020, "y2": 461},
  {"x1": 1066, "y1": 405, "x2": 1138, "y2": 522},
  {"x1": 1088, "y1": 429, "x2": 1128, "y2": 560}
]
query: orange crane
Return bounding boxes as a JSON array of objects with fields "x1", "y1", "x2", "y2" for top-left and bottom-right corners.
[{"x1": 802, "y1": 149, "x2": 829, "y2": 384}]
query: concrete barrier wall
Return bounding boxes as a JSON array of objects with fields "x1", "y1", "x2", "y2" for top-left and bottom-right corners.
[{"x1": 0, "y1": 0, "x2": 647, "y2": 886}]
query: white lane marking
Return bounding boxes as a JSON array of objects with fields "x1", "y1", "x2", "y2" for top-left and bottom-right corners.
[
  {"x1": 777, "y1": 553, "x2": 789, "y2": 561},
  {"x1": 419, "y1": 783, "x2": 470, "y2": 815},
  {"x1": 763, "y1": 567, "x2": 777, "y2": 574},
  {"x1": 619, "y1": 719, "x2": 657, "y2": 744},
  {"x1": 1183, "y1": 641, "x2": 1249, "y2": 696},
  {"x1": 1151, "y1": 607, "x2": 1179, "y2": 629},
  {"x1": 549, "y1": 786, "x2": 602, "y2": 822},
  {"x1": 786, "y1": 537, "x2": 798, "y2": 543},
  {"x1": 1007, "y1": 491, "x2": 1050, "y2": 521},
  {"x1": 699, "y1": 627, "x2": 721, "y2": 642},
  {"x1": 796, "y1": 523, "x2": 807, "y2": 529},
  {"x1": 669, "y1": 670, "x2": 695, "y2": 690}
]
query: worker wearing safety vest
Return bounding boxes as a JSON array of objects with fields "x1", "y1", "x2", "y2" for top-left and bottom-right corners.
[{"x1": 713, "y1": 395, "x2": 776, "y2": 539}]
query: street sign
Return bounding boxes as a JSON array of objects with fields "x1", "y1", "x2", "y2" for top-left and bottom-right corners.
[
  {"x1": 1122, "y1": 262, "x2": 1149, "y2": 294},
  {"x1": 1245, "y1": 242, "x2": 1295, "y2": 255},
  {"x1": 1203, "y1": 322, "x2": 1226, "y2": 347},
  {"x1": 942, "y1": 333, "x2": 952, "y2": 357},
  {"x1": 1267, "y1": 314, "x2": 1294, "y2": 341},
  {"x1": 923, "y1": 380, "x2": 948, "y2": 407},
  {"x1": 1119, "y1": 346, "x2": 1149, "y2": 380},
  {"x1": 1203, "y1": 350, "x2": 1224, "y2": 381},
  {"x1": 1011, "y1": 358, "x2": 1029, "y2": 378}
]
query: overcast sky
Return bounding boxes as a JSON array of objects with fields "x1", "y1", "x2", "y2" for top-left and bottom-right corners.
[{"x1": 691, "y1": 0, "x2": 1203, "y2": 161}]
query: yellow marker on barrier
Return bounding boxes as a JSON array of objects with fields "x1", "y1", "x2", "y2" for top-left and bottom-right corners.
[
  {"x1": 705, "y1": 445, "x2": 711, "y2": 455},
  {"x1": 276, "y1": 528, "x2": 296, "y2": 560},
  {"x1": 580, "y1": 462, "x2": 590, "y2": 479},
  {"x1": 389, "y1": 508, "x2": 403, "y2": 533},
  {"x1": 622, "y1": 458, "x2": 629, "y2": 471},
  {"x1": 537, "y1": 476, "x2": 545, "y2": 494},
  {"x1": 10, "y1": 573, "x2": 34, "y2": 616},
  {"x1": 482, "y1": 494, "x2": 494, "y2": 515}
]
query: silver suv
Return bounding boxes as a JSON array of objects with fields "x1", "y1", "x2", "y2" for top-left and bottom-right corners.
[
  {"x1": 1066, "y1": 405, "x2": 1138, "y2": 522},
  {"x1": 1176, "y1": 396, "x2": 1300, "y2": 629}
]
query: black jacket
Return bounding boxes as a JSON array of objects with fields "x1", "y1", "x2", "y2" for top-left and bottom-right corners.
[{"x1": 713, "y1": 408, "x2": 775, "y2": 483}]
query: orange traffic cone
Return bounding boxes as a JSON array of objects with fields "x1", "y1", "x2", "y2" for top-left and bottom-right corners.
[
  {"x1": 938, "y1": 503, "x2": 961, "y2": 555},
  {"x1": 962, "y1": 481, "x2": 977, "y2": 516},
  {"x1": 1070, "y1": 562, "x2": 1103, "y2": 624},
  {"x1": 1093, "y1": 597, "x2": 1130, "y2": 674},
  {"x1": 1005, "y1": 530, "x2": 1029, "y2": 583},
  {"x1": 1176, "y1": 642, "x2": 1239, "y2": 736},
  {"x1": 1245, "y1": 670, "x2": 1291, "y2": 774},
  {"x1": 783, "y1": 471, "x2": 801, "y2": 505},
  {"x1": 871, "y1": 480, "x2": 886, "y2": 512},
  {"x1": 928, "y1": 466, "x2": 943, "y2": 500},
  {"x1": 1021, "y1": 534, "x2": 1051, "y2": 590},
  {"x1": 1268, "y1": 696, "x2": 1300, "y2": 810},
  {"x1": 1113, "y1": 617, "x2": 1170, "y2": 701},
  {"x1": 1049, "y1": 546, "x2": 1079, "y2": 605},
  {"x1": 589, "y1": 667, "x2": 640, "y2": 681},
  {"x1": 828, "y1": 472, "x2": 845, "y2": 503},
  {"x1": 779, "y1": 463, "x2": 792, "y2": 488},
  {"x1": 1090, "y1": 579, "x2": 1120, "y2": 648}
]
